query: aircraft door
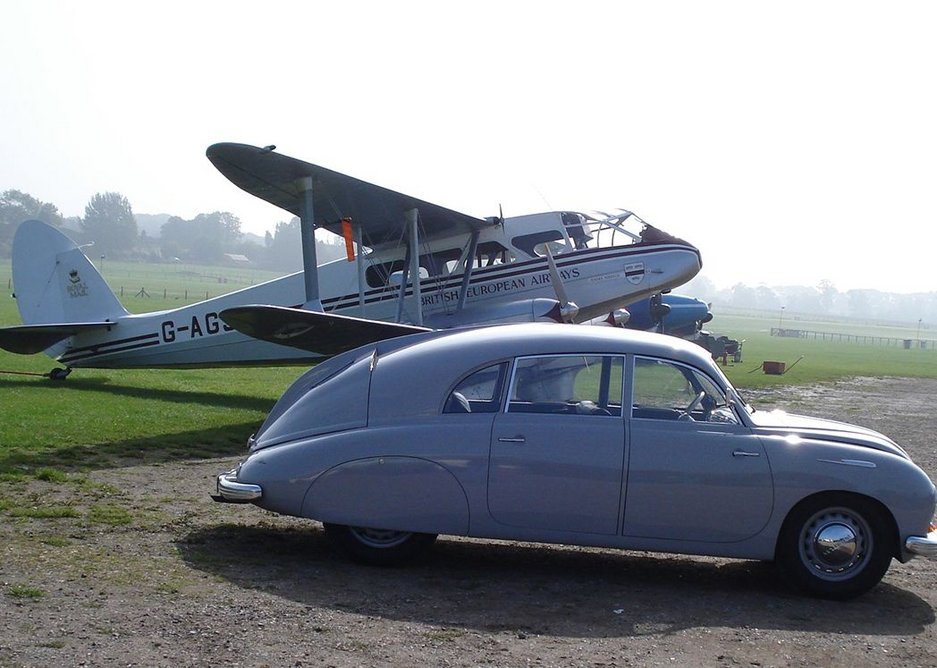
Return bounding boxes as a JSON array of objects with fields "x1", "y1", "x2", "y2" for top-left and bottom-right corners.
[{"x1": 488, "y1": 355, "x2": 625, "y2": 535}]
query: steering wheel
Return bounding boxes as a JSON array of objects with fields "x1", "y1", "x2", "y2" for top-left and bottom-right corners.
[{"x1": 685, "y1": 391, "x2": 706, "y2": 414}]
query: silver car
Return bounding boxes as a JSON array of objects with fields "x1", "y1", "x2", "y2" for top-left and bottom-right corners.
[{"x1": 214, "y1": 324, "x2": 937, "y2": 598}]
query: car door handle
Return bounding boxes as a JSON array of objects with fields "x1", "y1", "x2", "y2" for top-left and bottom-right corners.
[
  {"x1": 732, "y1": 449, "x2": 761, "y2": 458},
  {"x1": 498, "y1": 436, "x2": 526, "y2": 443}
]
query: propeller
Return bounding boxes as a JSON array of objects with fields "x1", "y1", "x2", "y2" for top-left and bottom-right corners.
[
  {"x1": 648, "y1": 293, "x2": 671, "y2": 334},
  {"x1": 542, "y1": 243, "x2": 579, "y2": 323},
  {"x1": 486, "y1": 204, "x2": 505, "y2": 227}
]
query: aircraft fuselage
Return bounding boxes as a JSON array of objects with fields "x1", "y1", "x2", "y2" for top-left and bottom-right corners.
[{"x1": 54, "y1": 212, "x2": 699, "y2": 368}]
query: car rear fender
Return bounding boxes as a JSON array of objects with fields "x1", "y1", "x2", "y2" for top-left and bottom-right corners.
[{"x1": 301, "y1": 456, "x2": 470, "y2": 535}]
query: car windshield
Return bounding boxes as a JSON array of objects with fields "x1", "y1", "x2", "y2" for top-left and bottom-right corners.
[{"x1": 694, "y1": 355, "x2": 750, "y2": 411}]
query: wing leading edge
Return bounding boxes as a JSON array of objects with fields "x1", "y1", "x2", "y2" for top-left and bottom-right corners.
[{"x1": 206, "y1": 143, "x2": 496, "y2": 250}]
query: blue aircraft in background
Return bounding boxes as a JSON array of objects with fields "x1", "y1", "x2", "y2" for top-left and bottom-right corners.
[{"x1": 625, "y1": 293, "x2": 713, "y2": 337}]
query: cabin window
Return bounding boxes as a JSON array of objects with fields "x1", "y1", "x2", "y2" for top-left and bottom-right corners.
[
  {"x1": 511, "y1": 231, "x2": 565, "y2": 259},
  {"x1": 365, "y1": 242, "x2": 513, "y2": 288},
  {"x1": 443, "y1": 362, "x2": 508, "y2": 414},
  {"x1": 470, "y1": 242, "x2": 512, "y2": 268},
  {"x1": 506, "y1": 355, "x2": 623, "y2": 416}
]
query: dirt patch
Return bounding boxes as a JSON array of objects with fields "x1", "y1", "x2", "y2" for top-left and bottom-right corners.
[{"x1": 2, "y1": 377, "x2": 936, "y2": 667}]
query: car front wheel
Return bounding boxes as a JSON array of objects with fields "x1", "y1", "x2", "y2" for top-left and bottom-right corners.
[
  {"x1": 324, "y1": 523, "x2": 437, "y2": 566},
  {"x1": 776, "y1": 494, "x2": 895, "y2": 599}
]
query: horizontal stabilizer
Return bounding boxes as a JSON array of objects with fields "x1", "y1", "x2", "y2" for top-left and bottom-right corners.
[
  {"x1": 220, "y1": 305, "x2": 431, "y2": 356},
  {"x1": 0, "y1": 322, "x2": 115, "y2": 355}
]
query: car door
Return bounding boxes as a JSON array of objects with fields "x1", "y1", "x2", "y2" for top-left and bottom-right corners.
[
  {"x1": 622, "y1": 356, "x2": 773, "y2": 543},
  {"x1": 488, "y1": 354, "x2": 625, "y2": 535}
]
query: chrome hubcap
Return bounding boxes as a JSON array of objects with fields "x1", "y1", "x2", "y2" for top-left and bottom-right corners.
[
  {"x1": 800, "y1": 508, "x2": 871, "y2": 581},
  {"x1": 815, "y1": 523, "x2": 858, "y2": 566}
]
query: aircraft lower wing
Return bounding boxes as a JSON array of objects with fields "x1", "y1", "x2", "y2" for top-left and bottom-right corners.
[
  {"x1": 220, "y1": 306, "x2": 431, "y2": 356},
  {"x1": 0, "y1": 322, "x2": 115, "y2": 355}
]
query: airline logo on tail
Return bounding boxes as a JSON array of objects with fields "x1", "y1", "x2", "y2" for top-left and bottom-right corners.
[{"x1": 67, "y1": 269, "x2": 89, "y2": 298}]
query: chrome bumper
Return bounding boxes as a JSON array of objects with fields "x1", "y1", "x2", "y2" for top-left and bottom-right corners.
[
  {"x1": 212, "y1": 469, "x2": 262, "y2": 503},
  {"x1": 905, "y1": 531, "x2": 937, "y2": 557}
]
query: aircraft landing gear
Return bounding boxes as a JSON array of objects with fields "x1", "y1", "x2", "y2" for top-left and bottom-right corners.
[{"x1": 47, "y1": 367, "x2": 72, "y2": 381}]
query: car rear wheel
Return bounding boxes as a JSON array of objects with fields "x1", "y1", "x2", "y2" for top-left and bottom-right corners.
[
  {"x1": 324, "y1": 523, "x2": 437, "y2": 566},
  {"x1": 776, "y1": 494, "x2": 894, "y2": 599}
]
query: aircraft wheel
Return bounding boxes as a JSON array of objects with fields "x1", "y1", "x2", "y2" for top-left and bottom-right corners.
[
  {"x1": 324, "y1": 523, "x2": 437, "y2": 566},
  {"x1": 48, "y1": 367, "x2": 72, "y2": 381}
]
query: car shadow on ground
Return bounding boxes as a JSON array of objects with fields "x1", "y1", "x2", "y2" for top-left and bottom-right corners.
[{"x1": 179, "y1": 522, "x2": 934, "y2": 639}]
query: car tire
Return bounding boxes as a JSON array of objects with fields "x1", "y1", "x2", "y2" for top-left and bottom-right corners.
[
  {"x1": 776, "y1": 494, "x2": 895, "y2": 599},
  {"x1": 323, "y1": 523, "x2": 437, "y2": 566}
]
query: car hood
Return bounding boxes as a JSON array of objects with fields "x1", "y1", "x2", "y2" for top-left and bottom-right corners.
[{"x1": 747, "y1": 409, "x2": 909, "y2": 459}]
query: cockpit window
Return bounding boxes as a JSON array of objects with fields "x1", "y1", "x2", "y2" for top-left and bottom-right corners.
[{"x1": 562, "y1": 212, "x2": 592, "y2": 250}]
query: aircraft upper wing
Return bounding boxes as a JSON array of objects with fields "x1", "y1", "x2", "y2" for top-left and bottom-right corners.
[
  {"x1": 207, "y1": 143, "x2": 497, "y2": 250},
  {"x1": 0, "y1": 322, "x2": 115, "y2": 355}
]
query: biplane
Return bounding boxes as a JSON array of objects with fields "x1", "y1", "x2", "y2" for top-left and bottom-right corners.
[{"x1": 0, "y1": 143, "x2": 702, "y2": 376}]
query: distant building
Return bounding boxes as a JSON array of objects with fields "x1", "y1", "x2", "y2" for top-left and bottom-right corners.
[{"x1": 223, "y1": 253, "x2": 252, "y2": 265}]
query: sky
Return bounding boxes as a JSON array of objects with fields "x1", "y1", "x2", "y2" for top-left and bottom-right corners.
[{"x1": 2, "y1": 1, "x2": 935, "y2": 294}]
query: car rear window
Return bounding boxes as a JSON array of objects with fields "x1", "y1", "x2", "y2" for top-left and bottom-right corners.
[{"x1": 443, "y1": 362, "x2": 508, "y2": 414}]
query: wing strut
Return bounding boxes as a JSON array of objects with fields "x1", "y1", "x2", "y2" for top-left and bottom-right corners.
[
  {"x1": 395, "y1": 236, "x2": 411, "y2": 324},
  {"x1": 300, "y1": 177, "x2": 322, "y2": 310},
  {"x1": 456, "y1": 230, "x2": 480, "y2": 312},
  {"x1": 354, "y1": 224, "x2": 367, "y2": 317},
  {"x1": 407, "y1": 208, "x2": 423, "y2": 326},
  {"x1": 393, "y1": 208, "x2": 424, "y2": 325}
]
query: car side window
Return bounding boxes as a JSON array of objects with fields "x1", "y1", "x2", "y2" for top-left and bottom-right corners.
[
  {"x1": 443, "y1": 362, "x2": 507, "y2": 414},
  {"x1": 632, "y1": 358, "x2": 694, "y2": 412},
  {"x1": 507, "y1": 355, "x2": 622, "y2": 416},
  {"x1": 632, "y1": 356, "x2": 737, "y2": 423}
]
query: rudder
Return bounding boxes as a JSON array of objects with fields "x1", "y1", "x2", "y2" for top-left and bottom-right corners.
[{"x1": 12, "y1": 220, "x2": 128, "y2": 326}]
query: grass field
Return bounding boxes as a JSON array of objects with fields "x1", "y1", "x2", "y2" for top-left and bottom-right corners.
[
  {"x1": 1, "y1": 257, "x2": 935, "y2": 480},
  {"x1": 709, "y1": 310, "x2": 937, "y2": 389},
  {"x1": 0, "y1": 257, "x2": 305, "y2": 477}
]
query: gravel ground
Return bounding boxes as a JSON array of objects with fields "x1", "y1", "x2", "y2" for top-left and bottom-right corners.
[{"x1": 1, "y1": 376, "x2": 936, "y2": 667}]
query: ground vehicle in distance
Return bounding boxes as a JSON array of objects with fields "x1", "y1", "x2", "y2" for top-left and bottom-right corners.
[{"x1": 214, "y1": 324, "x2": 937, "y2": 598}]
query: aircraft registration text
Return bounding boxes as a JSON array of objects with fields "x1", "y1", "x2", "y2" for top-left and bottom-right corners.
[{"x1": 161, "y1": 312, "x2": 233, "y2": 343}]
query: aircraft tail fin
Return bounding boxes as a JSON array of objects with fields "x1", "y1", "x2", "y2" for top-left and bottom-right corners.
[{"x1": 7, "y1": 220, "x2": 128, "y2": 355}]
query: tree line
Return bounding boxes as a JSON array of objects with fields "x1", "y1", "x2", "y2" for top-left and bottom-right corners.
[
  {"x1": 4, "y1": 188, "x2": 932, "y2": 324},
  {"x1": 683, "y1": 275, "x2": 937, "y2": 327},
  {"x1": 0, "y1": 189, "x2": 344, "y2": 271}
]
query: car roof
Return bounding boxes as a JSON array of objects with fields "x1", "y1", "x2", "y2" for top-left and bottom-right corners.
[
  {"x1": 383, "y1": 323, "x2": 711, "y2": 363},
  {"x1": 368, "y1": 323, "x2": 720, "y2": 421}
]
